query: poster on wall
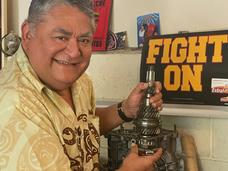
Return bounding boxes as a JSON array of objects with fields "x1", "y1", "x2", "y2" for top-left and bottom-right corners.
[
  {"x1": 92, "y1": 0, "x2": 112, "y2": 51},
  {"x1": 137, "y1": 13, "x2": 160, "y2": 48},
  {"x1": 140, "y1": 30, "x2": 228, "y2": 106}
]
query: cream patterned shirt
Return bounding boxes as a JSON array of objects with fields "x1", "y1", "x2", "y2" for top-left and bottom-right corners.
[{"x1": 0, "y1": 47, "x2": 100, "y2": 171}]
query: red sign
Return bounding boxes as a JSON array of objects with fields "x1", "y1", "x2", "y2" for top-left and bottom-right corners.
[{"x1": 92, "y1": 0, "x2": 112, "y2": 51}]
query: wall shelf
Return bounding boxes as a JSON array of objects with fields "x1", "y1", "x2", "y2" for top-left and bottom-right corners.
[
  {"x1": 96, "y1": 98, "x2": 228, "y2": 119},
  {"x1": 161, "y1": 103, "x2": 228, "y2": 119},
  {"x1": 93, "y1": 47, "x2": 142, "y2": 54}
]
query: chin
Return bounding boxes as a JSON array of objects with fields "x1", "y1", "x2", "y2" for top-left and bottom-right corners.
[
  {"x1": 52, "y1": 80, "x2": 74, "y2": 91},
  {"x1": 58, "y1": 74, "x2": 80, "y2": 85},
  {"x1": 53, "y1": 69, "x2": 85, "y2": 85}
]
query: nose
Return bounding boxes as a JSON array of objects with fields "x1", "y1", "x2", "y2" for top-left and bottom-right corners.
[{"x1": 65, "y1": 38, "x2": 81, "y2": 58}]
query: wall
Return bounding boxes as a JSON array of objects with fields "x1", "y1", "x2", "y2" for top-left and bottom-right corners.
[
  {"x1": 111, "y1": 0, "x2": 228, "y2": 47},
  {"x1": 10, "y1": 0, "x2": 228, "y2": 37},
  {"x1": 7, "y1": 0, "x2": 228, "y2": 170}
]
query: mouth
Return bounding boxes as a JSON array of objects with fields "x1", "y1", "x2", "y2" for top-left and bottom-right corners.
[{"x1": 54, "y1": 59, "x2": 77, "y2": 65}]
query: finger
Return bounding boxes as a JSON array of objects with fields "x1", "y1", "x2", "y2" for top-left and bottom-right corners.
[
  {"x1": 154, "y1": 81, "x2": 162, "y2": 92},
  {"x1": 153, "y1": 148, "x2": 163, "y2": 161},
  {"x1": 147, "y1": 148, "x2": 163, "y2": 163},
  {"x1": 150, "y1": 92, "x2": 162, "y2": 104},
  {"x1": 152, "y1": 99, "x2": 163, "y2": 111},
  {"x1": 139, "y1": 82, "x2": 149, "y2": 91},
  {"x1": 157, "y1": 102, "x2": 163, "y2": 111}
]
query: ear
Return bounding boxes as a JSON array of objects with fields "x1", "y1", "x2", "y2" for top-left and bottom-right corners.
[{"x1": 21, "y1": 20, "x2": 33, "y2": 43}]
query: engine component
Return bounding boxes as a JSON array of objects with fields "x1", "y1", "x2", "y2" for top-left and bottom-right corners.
[
  {"x1": 134, "y1": 65, "x2": 161, "y2": 155},
  {"x1": 105, "y1": 65, "x2": 184, "y2": 171}
]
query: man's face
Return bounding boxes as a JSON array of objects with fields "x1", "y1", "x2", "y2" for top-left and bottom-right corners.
[{"x1": 22, "y1": 4, "x2": 93, "y2": 91}]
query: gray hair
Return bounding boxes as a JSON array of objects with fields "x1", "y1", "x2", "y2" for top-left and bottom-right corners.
[{"x1": 27, "y1": 0, "x2": 96, "y2": 31}]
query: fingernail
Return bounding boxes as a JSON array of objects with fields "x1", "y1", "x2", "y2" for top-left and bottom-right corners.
[
  {"x1": 131, "y1": 143, "x2": 136, "y2": 147},
  {"x1": 144, "y1": 83, "x2": 148, "y2": 88},
  {"x1": 154, "y1": 148, "x2": 162, "y2": 152}
]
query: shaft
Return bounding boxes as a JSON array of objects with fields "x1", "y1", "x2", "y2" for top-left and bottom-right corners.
[{"x1": 134, "y1": 65, "x2": 162, "y2": 155}]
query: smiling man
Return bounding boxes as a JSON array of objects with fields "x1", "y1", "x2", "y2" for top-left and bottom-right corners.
[{"x1": 0, "y1": 0, "x2": 163, "y2": 171}]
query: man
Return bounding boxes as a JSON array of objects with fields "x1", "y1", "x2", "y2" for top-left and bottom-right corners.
[{"x1": 0, "y1": 0, "x2": 163, "y2": 170}]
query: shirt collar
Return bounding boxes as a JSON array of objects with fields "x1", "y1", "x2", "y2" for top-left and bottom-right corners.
[{"x1": 16, "y1": 45, "x2": 46, "y2": 93}]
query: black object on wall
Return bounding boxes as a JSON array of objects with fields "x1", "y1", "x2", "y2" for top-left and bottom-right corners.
[{"x1": 140, "y1": 30, "x2": 228, "y2": 106}]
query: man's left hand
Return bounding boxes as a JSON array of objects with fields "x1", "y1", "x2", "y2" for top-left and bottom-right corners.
[{"x1": 122, "y1": 81, "x2": 163, "y2": 119}]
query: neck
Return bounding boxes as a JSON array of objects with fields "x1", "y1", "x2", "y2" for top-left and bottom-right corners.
[{"x1": 57, "y1": 88, "x2": 75, "y2": 112}]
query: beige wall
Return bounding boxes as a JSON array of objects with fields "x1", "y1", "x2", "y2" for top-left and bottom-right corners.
[
  {"x1": 7, "y1": 0, "x2": 228, "y2": 170},
  {"x1": 111, "y1": 0, "x2": 228, "y2": 47}
]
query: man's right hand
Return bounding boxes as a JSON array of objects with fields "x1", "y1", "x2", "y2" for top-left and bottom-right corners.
[{"x1": 117, "y1": 144, "x2": 162, "y2": 171}]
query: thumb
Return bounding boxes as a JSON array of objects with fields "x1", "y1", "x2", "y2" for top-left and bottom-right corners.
[
  {"x1": 136, "y1": 82, "x2": 148, "y2": 93},
  {"x1": 128, "y1": 83, "x2": 148, "y2": 98},
  {"x1": 130, "y1": 143, "x2": 139, "y2": 154}
]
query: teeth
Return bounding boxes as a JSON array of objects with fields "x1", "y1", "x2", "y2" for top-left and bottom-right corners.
[{"x1": 56, "y1": 59, "x2": 71, "y2": 65}]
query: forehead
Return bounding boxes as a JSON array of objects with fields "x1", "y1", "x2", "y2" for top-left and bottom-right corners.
[{"x1": 39, "y1": 4, "x2": 93, "y2": 33}]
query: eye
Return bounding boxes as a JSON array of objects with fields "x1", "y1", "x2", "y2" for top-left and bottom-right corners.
[
  {"x1": 55, "y1": 36, "x2": 68, "y2": 41},
  {"x1": 78, "y1": 36, "x2": 92, "y2": 46}
]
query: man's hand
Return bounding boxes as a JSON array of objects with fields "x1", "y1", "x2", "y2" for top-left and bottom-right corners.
[
  {"x1": 122, "y1": 81, "x2": 163, "y2": 119},
  {"x1": 117, "y1": 144, "x2": 162, "y2": 171},
  {"x1": 220, "y1": 96, "x2": 228, "y2": 102},
  {"x1": 95, "y1": 81, "x2": 162, "y2": 135}
]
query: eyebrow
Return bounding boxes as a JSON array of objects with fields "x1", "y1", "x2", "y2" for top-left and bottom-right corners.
[{"x1": 53, "y1": 28, "x2": 92, "y2": 37}]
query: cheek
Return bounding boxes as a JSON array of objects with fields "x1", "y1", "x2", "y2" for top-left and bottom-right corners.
[
  {"x1": 30, "y1": 53, "x2": 50, "y2": 73},
  {"x1": 81, "y1": 46, "x2": 92, "y2": 59},
  {"x1": 83, "y1": 54, "x2": 92, "y2": 66},
  {"x1": 28, "y1": 45, "x2": 55, "y2": 70},
  {"x1": 35, "y1": 41, "x2": 61, "y2": 60},
  {"x1": 80, "y1": 50, "x2": 92, "y2": 70}
]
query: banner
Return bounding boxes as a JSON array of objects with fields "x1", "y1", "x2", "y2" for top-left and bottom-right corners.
[
  {"x1": 140, "y1": 30, "x2": 228, "y2": 106},
  {"x1": 92, "y1": 0, "x2": 112, "y2": 51}
]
